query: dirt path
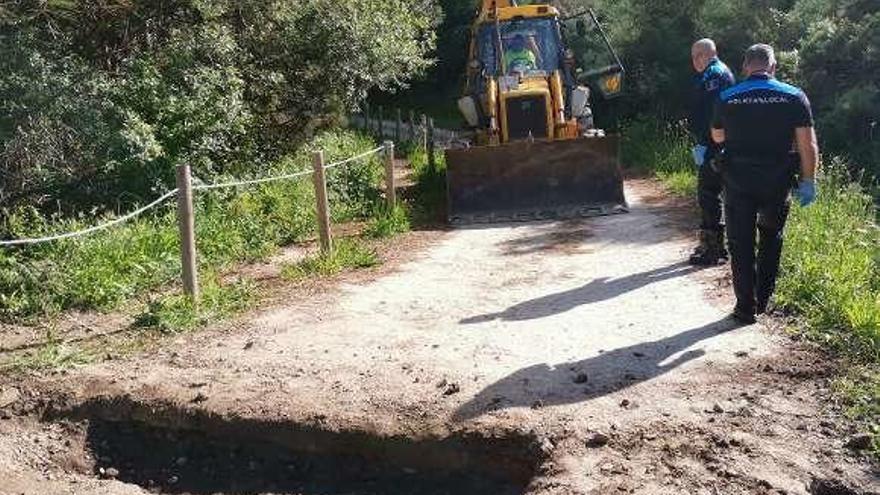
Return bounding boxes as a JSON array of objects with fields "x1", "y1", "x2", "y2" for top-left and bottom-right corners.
[{"x1": 1, "y1": 179, "x2": 877, "y2": 495}]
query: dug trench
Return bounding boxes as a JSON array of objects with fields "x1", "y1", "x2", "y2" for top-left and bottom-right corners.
[{"x1": 32, "y1": 395, "x2": 546, "y2": 495}]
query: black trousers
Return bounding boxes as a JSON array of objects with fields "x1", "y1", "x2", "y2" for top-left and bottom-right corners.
[
  {"x1": 698, "y1": 157, "x2": 724, "y2": 232},
  {"x1": 724, "y1": 187, "x2": 791, "y2": 312}
]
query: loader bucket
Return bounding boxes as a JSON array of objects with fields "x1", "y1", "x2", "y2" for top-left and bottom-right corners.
[{"x1": 445, "y1": 136, "x2": 627, "y2": 224}]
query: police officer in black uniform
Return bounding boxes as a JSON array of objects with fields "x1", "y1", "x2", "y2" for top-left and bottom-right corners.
[
  {"x1": 689, "y1": 39, "x2": 735, "y2": 265},
  {"x1": 711, "y1": 44, "x2": 819, "y2": 324}
]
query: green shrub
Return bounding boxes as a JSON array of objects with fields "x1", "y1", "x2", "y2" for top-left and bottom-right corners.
[{"x1": 0, "y1": 0, "x2": 436, "y2": 215}]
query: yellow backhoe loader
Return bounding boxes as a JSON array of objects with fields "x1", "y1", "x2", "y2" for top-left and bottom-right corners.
[{"x1": 446, "y1": 0, "x2": 628, "y2": 224}]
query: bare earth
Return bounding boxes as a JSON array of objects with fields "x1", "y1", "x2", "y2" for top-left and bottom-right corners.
[{"x1": 1, "y1": 179, "x2": 877, "y2": 495}]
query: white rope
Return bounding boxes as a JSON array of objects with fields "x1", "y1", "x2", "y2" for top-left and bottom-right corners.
[
  {"x1": 0, "y1": 189, "x2": 179, "y2": 247},
  {"x1": 193, "y1": 146, "x2": 384, "y2": 189},
  {"x1": 193, "y1": 170, "x2": 313, "y2": 191},
  {"x1": 0, "y1": 146, "x2": 386, "y2": 247},
  {"x1": 324, "y1": 146, "x2": 385, "y2": 170}
]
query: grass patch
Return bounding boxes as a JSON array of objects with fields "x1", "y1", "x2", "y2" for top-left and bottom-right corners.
[
  {"x1": 281, "y1": 238, "x2": 379, "y2": 280},
  {"x1": 135, "y1": 274, "x2": 255, "y2": 334},
  {"x1": 777, "y1": 161, "x2": 880, "y2": 361},
  {"x1": 0, "y1": 129, "x2": 384, "y2": 322},
  {"x1": 657, "y1": 170, "x2": 698, "y2": 197},
  {"x1": 363, "y1": 204, "x2": 411, "y2": 239},
  {"x1": 3, "y1": 340, "x2": 96, "y2": 372}
]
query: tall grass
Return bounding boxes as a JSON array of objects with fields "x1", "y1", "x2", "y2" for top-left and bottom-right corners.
[
  {"x1": 0, "y1": 130, "x2": 385, "y2": 321},
  {"x1": 621, "y1": 118, "x2": 697, "y2": 196},
  {"x1": 776, "y1": 160, "x2": 880, "y2": 361}
]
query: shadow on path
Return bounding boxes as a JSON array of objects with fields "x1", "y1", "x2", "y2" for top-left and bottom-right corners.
[
  {"x1": 453, "y1": 317, "x2": 742, "y2": 421},
  {"x1": 460, "y1": 261, "x2": 699, "y2": 324}
]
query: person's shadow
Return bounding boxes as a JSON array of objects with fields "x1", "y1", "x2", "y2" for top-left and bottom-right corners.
[
  {"x1": 452, "y1": 317, "x2": 741, "y2": 421},
  {"x1": 460, "y1": 261, "x2": 699, "y2": 324}
]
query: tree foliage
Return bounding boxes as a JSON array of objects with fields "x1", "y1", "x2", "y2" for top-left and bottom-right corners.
[
  {"x1": 423, "y1": 0, "x2": 877, "y2": 176},
  {"x1": 585, "y1": 0, "x2": 878, "y2": 175},
  {"x1": 0, "y1": 0, "x2": 436, "y2": 215}
]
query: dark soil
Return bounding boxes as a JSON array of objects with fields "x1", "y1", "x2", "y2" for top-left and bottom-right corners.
[{"x1": 83, "y1": 419, "x2": 536, "y2": 495}]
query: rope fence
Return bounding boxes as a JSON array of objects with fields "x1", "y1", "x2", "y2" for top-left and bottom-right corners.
[
  {"x1": 0, "y1": 189, "x2": 180, "y2": 247},
  {"x1": 0, "y1": 143, "x2": 396, "y2": 299}
]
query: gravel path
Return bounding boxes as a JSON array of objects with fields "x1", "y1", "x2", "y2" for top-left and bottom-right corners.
[{"x1": 2, "y1": 179, "x2": 877, "y2": 495}]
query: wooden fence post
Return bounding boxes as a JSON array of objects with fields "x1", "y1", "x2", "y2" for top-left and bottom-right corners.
[
  {"x1": 427, "y1": 118, "x2": 436, "y2": 172},
  {"x1": 384, "y1": 141, "x2": 396, "y2": 210},
  {"x1": 395, "y1": 108, "x2": 402, "y2": 144},
  {"x1": 409, "y1": 110, "x2": 416, "y2": 143},
  {"x1": 312, "y1": 151, "x2": 332, "y2": 254},
  {"x1": 175, "y1": 164, "x2": 199, "y2": 299}
]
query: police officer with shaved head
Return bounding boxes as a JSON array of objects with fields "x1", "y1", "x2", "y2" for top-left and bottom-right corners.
[
  {"x1": 711, "y1": 44, "x2": 819, "y2": 324},
  {"x1": 688, "y1": 38, "x2": 735, "y2": 265}
]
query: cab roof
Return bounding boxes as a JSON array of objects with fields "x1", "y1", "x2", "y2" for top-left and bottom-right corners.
[{"x1": 477, "y1": 4, "x2": 559, "y2": 24}]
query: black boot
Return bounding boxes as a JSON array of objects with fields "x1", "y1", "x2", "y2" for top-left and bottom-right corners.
[
  {"x1": 731, "y1": 304, "x2": 757, "y2": 325},
  {"x1": 689, "y1": 229, "x2": 727, "y2": 266}
]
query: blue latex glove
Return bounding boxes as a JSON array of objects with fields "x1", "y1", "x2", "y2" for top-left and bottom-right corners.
[
  {"x1": 794, "y1": 179, "x2": 817, "y2": 207},
  {"x1": 691, "y1": 145, "x2": 708, "y2": 167}
]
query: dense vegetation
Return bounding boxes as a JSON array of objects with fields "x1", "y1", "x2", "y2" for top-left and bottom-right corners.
[
  {"x1": 0, "y1": 0, "x2": 438, "y2": 320},
  {"x1": 0, "y1": 0, "x2": 436, "y2": 216}
]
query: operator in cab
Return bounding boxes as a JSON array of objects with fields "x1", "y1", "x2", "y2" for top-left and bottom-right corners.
[
  {"x1": 688, "y1": 38, "x2": 735, "y2": 266},
  {"x1": 711, "y1": 44, "x2": 819, "y2": 324},
  {"x1": 503, "y1": 34, "x2": 538, "y2": 74}
]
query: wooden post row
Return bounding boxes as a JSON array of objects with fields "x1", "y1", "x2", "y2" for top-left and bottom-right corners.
[
  {"x1": 176, "y1": 164, "x2": 199, "y2": 299},
  {"x1": 312, "y1": 151, "x2": 333, "y2": 254},
  {"x1": 384, "y1": 141, "x2": 396, "y2": 210},
  {"x1": 409, "y1": 110, "x2": 416, "y2": 144},
  {"x1": 395, "y1": 108, "x2": 402, "y2": 144}
]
